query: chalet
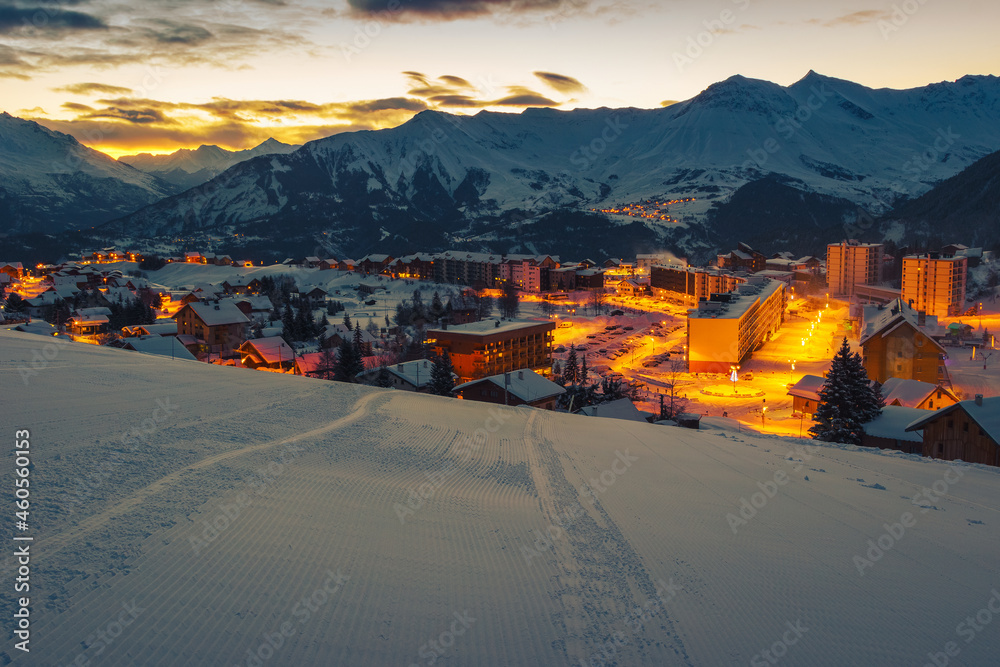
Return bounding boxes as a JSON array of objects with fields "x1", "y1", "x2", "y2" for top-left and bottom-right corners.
[
  {"x1": 905, "y1": 395, "x2": 1000, "y2": 467},
  {"x1": 615, "y1": 278, "x2": 648, "y2": 297},
  {"x1": 296, "y1": 285, "x2": 328, "y2": 302},
  {"x1": 861, "y1": 405, "x2": 925, "y2": 454},
  {"x1": 68, "y1": 307, "x2": 112, "y2": 336},
  {"x1": 319, "y1": 258, "x2": 339, "y2": 271},
  {"x1": 126, "y1": 251, "x2": 144, "y2": 263},
  {"x1": 0, "y1": 262, "x2": 24, "y2": 279},
  {"x1": 357, "y1": 254, "x2": 394, "y2": 275},
  {"x1": 222, "y1": 277, "x2": 261, "y2": 295},
  {"x1": 787, "y1": 375, "x2": 826, "y2": 416},
  {"x1": 860, "y1": 299, "x2": 949, "y2": 385},
  {"x1": 234, "y1": 296, "x2": 274, "y2": 319},
  {"x1": 337, "y1": 258, "x2": 356, "y2": 272},
  {"x1": 202, "y1": 252, "x2": 217, "y2": 264},
  {"x1": 453, "y1": 369, "x2": 564, "y2": 409},
  {"x1": 238, "y1": 336, "x2": 296, "y2": 372},
  {"x1": 320, "y1": 324, "x2": 378, "y2": 349},
  {"x1": 578, "y1": 398, "x2": 655, "y2": 422},
  {"x1": 718, "y1": 243, "x2": 766, "y2": 273},
  {"x1": 184, "y1": 252, "x2": 203, "y2": 264},
  {"x1": 358, "y1": 359, "x2": 437, "y2": 392},
  {"x1": 121, "y1": 335, "x2": 197, "y2": 361},
  {"x1": 124, "y1": 321, "x2": 178, "y2": 337},
  {"x1": 173, "y1": 300, "x2": 249, "y2": 358},
  {"x1": 879, "y1": 378, "x2": 958, "y2": 411},
  {"x1": 303, "y1": 256, "x2": 322, "y2": 268},
  {"x1": 294, "y1": 351, "x2": 334, "y2": 378}
]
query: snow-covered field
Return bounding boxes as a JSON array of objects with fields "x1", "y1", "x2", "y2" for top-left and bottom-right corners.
[{"x1": 2, "y1": 330, "x2": 999, "y2": 666}]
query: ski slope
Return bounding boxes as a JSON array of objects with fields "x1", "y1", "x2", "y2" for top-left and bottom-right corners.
[{"x1": 1, "y1": 330, "x2": 998, "y2": 666}]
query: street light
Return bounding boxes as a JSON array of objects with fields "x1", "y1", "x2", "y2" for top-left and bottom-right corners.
[{"x1": 730, "y1": 364, "x2": 740, "y2": 394}]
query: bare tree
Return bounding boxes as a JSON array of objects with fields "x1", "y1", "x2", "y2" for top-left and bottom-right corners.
[
  {"x1": 589, "y1": 288, "x2": 606, "y2": 316},
  {"x1": 659, "y1": 358, "x2": 689, "y2": 420}
]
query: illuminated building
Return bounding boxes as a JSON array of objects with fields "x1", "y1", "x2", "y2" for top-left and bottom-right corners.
[
  {"x1": 901, "y1": 253, "x2": 967, "y2": 318},
  {"x1": 826, "y1": 240, "x2": 883, "y2": 296},
  {"x1": 686, "y1": 277, "x2": 786, "y2": 373},
  {"x1": 426, "y1": 319, "x2": 555, "y2": 382}
]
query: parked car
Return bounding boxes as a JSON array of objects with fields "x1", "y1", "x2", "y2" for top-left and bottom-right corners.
[{"x1": 610, "y1": 310, "x2": 624, "y2": 316}]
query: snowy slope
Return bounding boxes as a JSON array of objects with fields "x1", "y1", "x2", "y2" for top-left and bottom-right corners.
[
  {"x1": 119, "y1": 138, "x2": 300, "y2": 189},
  {"x1": 0, "y1": 113, "x2": 175, "y2": 234},
  {"x1": 2, "y1": 330, "x2": 998, "y2": 666},
  {"x1": 102, "y1": 72, "x2": 1000, "y2": 259}
]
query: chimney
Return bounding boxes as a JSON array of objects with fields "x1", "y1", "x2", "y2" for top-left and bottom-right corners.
[
  {"x1": 975, "y1": 394, "x2": 983, "y2": 406},
  {"x1": 495, "y1": 320, "x2": 500, "y2": 328},
  {"x1": 918, "y1": 311, "x2": 926, "y2": 327},
  {"x1": 397, "y1": 364, "x2": 403, "y2": 371},
  {"x1": 518, "y1": 371, "x2": 524, "y2": 380}
]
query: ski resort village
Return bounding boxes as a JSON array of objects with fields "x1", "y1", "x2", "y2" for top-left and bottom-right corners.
[{"x1": 4, "y1": 236, "x2": 1000, "y2": 460}]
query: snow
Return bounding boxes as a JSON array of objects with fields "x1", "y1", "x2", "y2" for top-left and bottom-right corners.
[
  {"x1": 2, "y1": 329, "x2": 999, "y2": 666},
  {"x1": 454, "y1": 369, "x2": 565, "y2": 403},
  {"x1": 863, "y1": 406, "x2": 926, "y2": 443},
  {"x1": 180, "y1": 300, "x2": 250, "y2": 326},
  {"x1": 880, "y1": 377, "x2": 944, "y2": 407}
]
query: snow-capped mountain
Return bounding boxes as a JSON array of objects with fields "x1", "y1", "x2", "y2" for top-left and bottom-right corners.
[
  {"x1": 118, "y1": 138, "x2": 300, "y2": 190},
  {"x1": 0, "y1": 112, "x2": 174, "y2": 235},
  {"x1": 103, "y1": 72, "x2": 1000, "y2": 260}
]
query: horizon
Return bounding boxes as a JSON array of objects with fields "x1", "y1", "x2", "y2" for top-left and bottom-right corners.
[{"x1": 2, "y1": 0, "x2": 998, "y2": 156}]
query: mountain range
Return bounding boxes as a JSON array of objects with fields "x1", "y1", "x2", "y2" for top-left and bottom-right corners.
[
  {"x1": 118, "y1": 139, "x2": 300, "y2": 190},
  {"x1": 3, "y1": 71, "x2": 1000, "y2": 261}
]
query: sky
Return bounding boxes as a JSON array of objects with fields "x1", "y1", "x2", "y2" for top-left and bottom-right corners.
[{"x1": 1, "y1": 0, "x2": 998, "y2": 157}]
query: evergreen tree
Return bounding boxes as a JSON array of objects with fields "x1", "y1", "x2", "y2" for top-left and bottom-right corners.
[
  {"x1": 411, "y1": 289, "x2": 425, "y2": 321},
  {"x1": 294, "y1": 305, "x2": 310, "y2": 341},
  {"x1": 552, "y1": 360, "x2": 563, "y2": 385},
  {"x1": 499, "y1": 282, "x2": 520, "y2": 319},
  {"x1": 342, "y1": 311, "x2": 352, "y2": 330},
  {"x1": 333, "y1": 338, "x2": 362, "y2": 383},
  {"x1": 429, "y1": 291, "x2": 446, "y2": 323},
  {"x1": 810, "y1": 337, "x2": 881, "y2": 444},
  {"x1": 430, "y1": 351, "x2": 455, "y2": 396},
  {"x1": 353, "y1": 321, "x2": 363, "y2": 350},
  {"x1": 564, "y1": 344, "x2": 579, "y2": 385},
  {"x1": 281, "y1": 303, "x2": 296, "y2": 341},
  {"x1": 375, "y1": 364, "x2": 394, "y2": 388},
  {"x1": 580, "y1": 354, "x2": 588, "y2": 384}
]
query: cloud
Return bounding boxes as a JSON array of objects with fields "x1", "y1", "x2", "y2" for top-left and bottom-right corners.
[
  {"x1": 0, "y1": 4, "x2": 108, "y2": 36},
  {"x1": 54, "y1": 82, "x2": 135, "y2": 96},
  {"x1": 660, "y1": 99, "x2": 679, "y2": 107},
  {"x1": 533, "y1": 71, "x2": 586, "y2": 94},
  {"x1": 403, "y1": 71, "x2": 559, "y2": 108},
  {"x1": 134, "y1": 19, "x2": 214, "y2": 45},
  {"x1": 806, "y1": 10, "x2": 890, "y2": 28},
  {"x1": 346, "y1": 0, "x2": 565, "y2": 21},
  {"x1": 84, "y1": 106, "x2": 173, "y2": 124},
  {"x1": 61, "y1": 102, "x2": 95, "y2": 112}
]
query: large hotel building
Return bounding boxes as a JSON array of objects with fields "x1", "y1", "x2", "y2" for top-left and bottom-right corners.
[
  {"x1": 826, "y1": 240, "x2": 883, "y2": 296},
  {"x1": 426, "y1": 319, "x2": 556, "y2": 382},
  {"x1": 901, "y1": 253, "x2": 967, "y2": 318},
  {"x1": 686, "y1": 277, "x2": 786, "y2": 373}
]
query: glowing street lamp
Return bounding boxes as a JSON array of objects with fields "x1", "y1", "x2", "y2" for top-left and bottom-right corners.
[{"x1": 730, "y1": 364, "x2": 740, "y2": 394}]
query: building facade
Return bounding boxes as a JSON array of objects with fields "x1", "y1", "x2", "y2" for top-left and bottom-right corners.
[
  {"x1": 901, "y1": 253, "x2": 967, "y2": 318},
  {"x1": 827, "y1": 240, "x2": 883, "y2": 296},
  {"x1": 426, "y1": 319, "x2": 555, "y2": 382},
  {"x1": 686, "y1": 277, "x2": 786, "y2": 373}
]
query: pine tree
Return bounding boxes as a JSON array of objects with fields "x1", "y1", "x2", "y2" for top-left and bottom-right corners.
[
  {"x1": 429, "y1": 291, "x2": 446, "y2": 322},
  {"x1": 333, "y1": 338, "x2": 361, "y2": 383},
  {"x1": 580, "y1": 354, "x2": 588, "y2": 384},
  {"x1": 564, "y1": 344, "x2": 579, "y2": 385},
  {"x1": 375, "y1": 364, "x2": 394, "y2": 388},
  {"x1": 430, "y1": 351, "x2": 455, "y2": 396},
  {"x1": 343, "y1": 311, "x2": 352, "y2": 330},
  {"x1": 282, "y1": 303, "x2": 296, "y2": 341},
  {"x1": 810, "y1": 338, "x2": 881, "y2": 444}
]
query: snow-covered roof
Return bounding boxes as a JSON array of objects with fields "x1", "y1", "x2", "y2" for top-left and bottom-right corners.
[
  {"x1": 364, "y1": 359, "x2": 436, "y2": 388},
  {"x1": 178, "y1": 301, "x2": 250, "y2": 326},
  {"x1": 880, "y1": 378, "x2": 953, "y2": 408},
  {"x1": 863, "y1": 406, "x2": 925, "y2": 443},
  {"x1": 788, "y1": 374, "x2": 825, "y2": 401},
  {"x1": 906, "y1": 396, "x2": 1000, "y2": 444},
  {"x1": 428, "y1": 318, "x2": 553, "y2": 337},
  {"x1": 236, "y1": 295, "x2": 274, "y2": 312},
  {"x1": 123, "y1": 335, "x2": 197, "y2": 361},
  {"x1": 860, "y1": 300, "x2": 945, "y2": 353},
  {"x1": 240, "y1": 336, "x2": 294, "y2": 364},
  {"x1": 455, "y1": 369, "x2": 565, "y2": 403},
  {"x1": 140, "y1": 322, "x2": 178, "y2": 336},
  {"x1": 577, "y1": 398, "x2": 651, "y2": 422}
]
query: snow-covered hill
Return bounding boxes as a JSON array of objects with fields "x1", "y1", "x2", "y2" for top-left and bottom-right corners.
[
  {"x1": 103, "y1": 72, "x2": 1000, "y2": 259},
  {"x1": 119, "y1": 138, "x2": 300, "y2": 190},
  {"x1": 0, "y1": 113, "x2": 175, "y2": 234},
  {"x1": 2, "y1": 330, "x2": 998, "y2": 665}
]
